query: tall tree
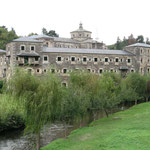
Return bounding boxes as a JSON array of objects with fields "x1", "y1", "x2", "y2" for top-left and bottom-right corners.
[
  {"x1": 8, "y1": 69, "x2": 63, "y2": 150},
  {"x1": 42, "y1": 27, "x2": 59, "y2": 37},
  {"x1": 136, "y1": 35, "x2": 144, "y2": 43},
  {"x1": 0, "y1": 26, "x2": 18, "y2": 49}
]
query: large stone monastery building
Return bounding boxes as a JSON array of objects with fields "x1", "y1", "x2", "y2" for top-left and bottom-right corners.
[{"x1": 0, "y1": 24, "x2": 150, "y2": 83}]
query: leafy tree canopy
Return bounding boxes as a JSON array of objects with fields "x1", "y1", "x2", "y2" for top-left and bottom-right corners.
[
  {"x1": 42, "y1": 27, "x2": 59, "y2": 37},
  {"x1": 108, "y1": 34, "x2": 148, "y2": 50},
  {"x1": 0, "y1": 26, "x2": 18, "y2": 50}
]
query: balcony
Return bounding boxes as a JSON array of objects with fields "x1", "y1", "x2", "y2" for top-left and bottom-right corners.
[
  {"x1": 17, "y1": 57, "x2": 40, "y2": 66},
  {"x1": 29, "y1": 59, "x2": 40, "y2": 65}
]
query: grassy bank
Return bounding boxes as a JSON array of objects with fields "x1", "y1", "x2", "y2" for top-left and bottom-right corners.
[
  {"x1": 0, "y1": 94, "x2": 25, "y2": 132},
  {"x1": 41, "y1": 102, "x2": 150, "y2": 150}
]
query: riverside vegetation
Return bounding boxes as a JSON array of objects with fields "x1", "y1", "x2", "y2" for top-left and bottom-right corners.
[{"x1": 0, "y1": 69, "x2": 150, "y2": 150}]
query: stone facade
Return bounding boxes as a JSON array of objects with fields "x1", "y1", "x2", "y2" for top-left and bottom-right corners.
[
  {"x1": 0, "y1": 49, "x2": 6, "y2": 79},
  {"x1": 1, "y1": 25, "x2": 150, "y2": 83},
  {"x1": 124, "y1": 43, "x2": 150, "y2": 75}
]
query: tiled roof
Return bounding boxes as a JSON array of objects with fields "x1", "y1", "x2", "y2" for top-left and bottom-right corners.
[
  {"x1": 13, "y1": 37, "x2": 43, "y2": 43},
  {"x1": 54, "y1": 37, "x2": 78, "y2": 43},
  {"x1": 126, "y1": 43, "x2": 150, "y2": 48},
  {"x1": 43, "y1": 47, "x2": 134, "y2": 56},
  {"x1": 29, "y1": 35, "x2": 52, "y2": 39},
  {"x1": 0, "y1": 49, "x2": 6, "y2": 53},
  {"x1": 17, "y1": 52, "x2": 40, "y2": 57}
]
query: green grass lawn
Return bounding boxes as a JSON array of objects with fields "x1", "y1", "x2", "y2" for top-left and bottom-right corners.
[{"x1": 41, "y1": 102, "x2": 150, "y2": 150}]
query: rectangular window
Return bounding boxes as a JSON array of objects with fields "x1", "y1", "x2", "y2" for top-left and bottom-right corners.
[
  {"x1": 83, "y1": 57, "x2": 87, "y2": 62},
  {"x1": 30, "y1": 46, "x2": 35, "y2": 51},
  {"x1": 58, "y1": 57, "x2": 62, "y2": 61},
  {"x1": 99, "y1": 69, "x2": 103, "y2": 74},
  {"x1": 127, "y1": 58, "x2": 131, "y2": 63},
  {"x1": 94, "y1": 58, "x2": 98, "y2": 62},
  {"x1": 35, "y1": 57, "x2": 39, "y2": 61},
  {"x1": 20, "y1": 45, "x2": 25, "y2": 50},
  {"x1": 115, "y1": 58, "x2": 119, "y2": 62},
  {"x1": 71, "y1": 57, "x2": 75, "y2": 61},
  {"x1": 63, "y1": 69, "x2": 67, "y2": 74},
  {"x1": 105, "y1": 58, "x2": 108, "y2": 62},
  {"x1": 37, "y1": 69, "x2": 39, "y2": 73},
  {"x1": 44, "y1": 56, "x2": 48, "y2": 61}
]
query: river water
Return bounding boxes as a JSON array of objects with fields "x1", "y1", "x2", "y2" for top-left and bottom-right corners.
[{"x1": 0, "y1": 123, "x2": 73, "y2": 150}]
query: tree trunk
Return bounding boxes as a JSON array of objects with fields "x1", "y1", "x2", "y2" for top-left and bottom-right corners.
[
  {"x1": 104, "y1": 109, "x2": 109, "y2": 118},
  {"x1": 135, "y1": 100, "x2": 137, "y2": 105},
  {"x1": 36, "y1": 132, "x2": 40, "y2": 150},
  {"x1": 64, "y1": 122, "x2": 67, "y2": 138},
  {"x1": 80, "y1": 119, "x2": 82, "y2": 128},
  {"x1": 146, "y1": 97, "x2": 148, "y2": 102}
]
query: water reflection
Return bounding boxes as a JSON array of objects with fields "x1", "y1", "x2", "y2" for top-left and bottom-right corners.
[{"x1": 0, "y1": 123, "x2": 73, "y2": 150}]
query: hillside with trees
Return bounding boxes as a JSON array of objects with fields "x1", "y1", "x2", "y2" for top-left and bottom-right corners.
[{"x1": 108, "y1": 34, "x2": 150, "y2": 50}]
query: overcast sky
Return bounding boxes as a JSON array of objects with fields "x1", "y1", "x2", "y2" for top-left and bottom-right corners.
[{"x1": 1, "y1": 0, "x2": 150, "y2": 45}]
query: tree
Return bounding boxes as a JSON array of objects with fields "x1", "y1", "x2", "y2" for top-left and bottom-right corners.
[
  {"x1": 8, "y1": 69, "x2": 63, "y2": 150},
  {"x1": 121, "y1": 73, "x2": 146, "y2": 105},
  {"x1": 136, "y1": 35, "x2": 144, "y2": 43},
  {"x1": 42, "y1": 28, "x2": 48, "y2": 35},
  {"x1": 98, "y1": 73, "x2": 121, "y2": 117},
  {"x1": 42, "y1": 27, "x2": 59, "y2": 37},
  {"x1": 61, "y1": 71, "x2": 91, "y2": 126},
  {"x1": 0, "y1": 26, "x2": 18, "y2": 49},
  {"x1": 28, "y1": 33, "x2": 38, "y2": 36},
  {"x1": 146, "y1": 37, "x2": 150, "y2": 44}
]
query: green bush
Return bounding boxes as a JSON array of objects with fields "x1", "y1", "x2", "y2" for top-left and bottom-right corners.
[{"x1": 0, "y1": 94, "x2": 25, "y2": 132}]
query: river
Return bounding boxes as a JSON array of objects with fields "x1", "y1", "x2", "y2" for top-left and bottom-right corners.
[{"x1": 0, "y1": 123, "x2": 73, "y2": 150}]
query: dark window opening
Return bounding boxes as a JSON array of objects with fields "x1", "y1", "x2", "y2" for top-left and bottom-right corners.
[
  {"x1": 16, "y1": 57, "x2": 18, "y2": 61},
  {"x1": 99, "y1": 69, "x2": 103, "y2": 74},
  {"x1": 31, "y1": 46, "x2": 35, "y2": 51},
  {"x1": 37, "y1": 69, "x2": 39, "y2": 73},
  {"x1": 128, "y1": 59, "x2": 131, "y2": 63},
  {"x1": 87, "y1": 69, "x2": 91, "y2": 72},
  {"x1": 58, "y1": 57, "x2": 62, "y2": 61},
  {"x1": 71, "y1": 57, "x2": 75, "y2": 61},
  {"x1": 51, "y1": 69, "x2": 55, "y2": 73},
  {"x1": 105, "y1": 58, "x2": 108, "y2": 62},
  {"x1": 83, "y1": 57, "x2": 87, "y2": 62},
  {"x1": 62, "y1": 82, "x2": 67, "y2": 87},
  {"x1": 94, "y1": 58, "x2": 98, "y2": 62},
  {"x1": 21, "y1": 46, "x2": 25, "y2": 50},
  {"x1": 44, "y1": 56, "x2": 48, "y2": 61},
  {"x1": 44, "y1": 69, "x2": 47, "y2": 73},
  {"x1": 115, "y1": 58, "x2": 119, "y2": 62},
  {"x1": 63, "y1": 69, "x2": 67, "y2": 73},
  {"x1": 24, "y1": 57, "x2": 28, "y2": 64},
  {"x1": 35, "y1": 57, "x2": 39, "y2": 61}
]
